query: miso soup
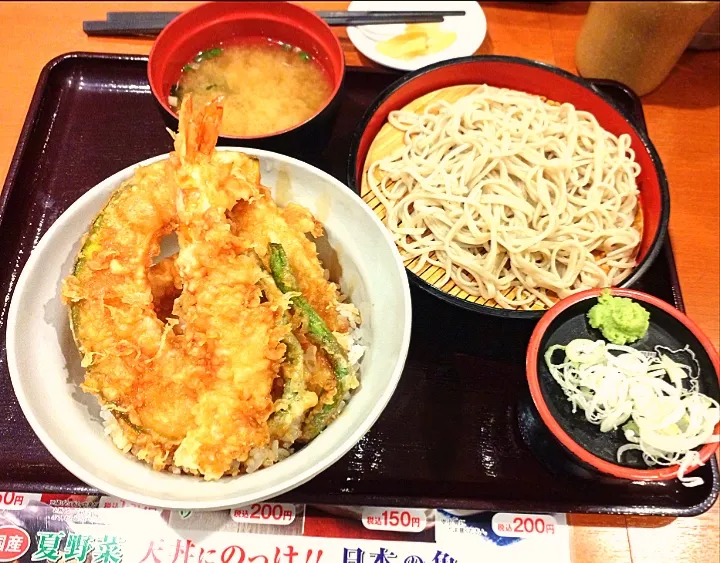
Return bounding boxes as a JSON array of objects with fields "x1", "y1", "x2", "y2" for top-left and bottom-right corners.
[{"x1": 170, "y1": 41, "x2": 333, "y2": 137}]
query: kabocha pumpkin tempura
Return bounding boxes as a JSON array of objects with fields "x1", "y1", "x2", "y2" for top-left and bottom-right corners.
[{"x1": 61, "y1": 97, "x2": 363, "y2": 480}]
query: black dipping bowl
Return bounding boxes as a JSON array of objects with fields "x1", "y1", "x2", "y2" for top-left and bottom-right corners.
[{"x1": 527, "y1": 287, "x2": 720, "y2": 481}]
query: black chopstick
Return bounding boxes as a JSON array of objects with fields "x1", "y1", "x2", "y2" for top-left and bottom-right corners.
[
  {"x1": 321, "y1": 14, "x2": 449, "y2": 26},
  {"x1": 104, "y1": 10, "x2": 466, "y2": 22},
  {"x1": 83, "y1": 21, "x2": 166, "y2": 38},
  {"x1": 85, "y1": 10, "x2": 466, "y2": 37},
  {"x1": 106, "y1": 11, "x2": 180, "y2": 22},
  {"x1": 319, "y1": 10, "x2": 466, "y2": 19}
]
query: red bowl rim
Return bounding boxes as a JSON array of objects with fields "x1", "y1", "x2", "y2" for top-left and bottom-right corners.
[
  {"x1": 526, "y1": 287, "x2": 720, "y2": 481},
  {"x1": 346, "y1": 55, "x2": 671, "y2": 320},
  {"x1": 148, "y1": 1, "x2": 345, "y2": 141}
]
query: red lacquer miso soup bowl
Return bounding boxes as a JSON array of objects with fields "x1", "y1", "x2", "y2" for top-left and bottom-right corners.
[
  {"x1": 347, "y1": 56, "x2": 670, "y2": 320},
  {"x1": 148, "y1": 1, "x2": 345, "y2": 155}
]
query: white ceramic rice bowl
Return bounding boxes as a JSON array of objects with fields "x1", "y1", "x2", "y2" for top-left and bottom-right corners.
[{"x1": 7, "y1": 148, "x2": 411, "y2": 510}]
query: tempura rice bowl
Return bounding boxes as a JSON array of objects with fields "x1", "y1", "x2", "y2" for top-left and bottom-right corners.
[{"x1": 7, "y1": 148, "x2": 411, "y2": 509}]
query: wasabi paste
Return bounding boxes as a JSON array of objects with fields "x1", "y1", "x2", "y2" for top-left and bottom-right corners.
[{"x1": 587, "y1": 289, "x2": 650, "y2": 345}]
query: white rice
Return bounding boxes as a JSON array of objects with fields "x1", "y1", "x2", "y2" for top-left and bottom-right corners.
[
  {"x1": 100, "y1": 408, "x2": 132, "y2": 453},
  {"x1": 246, "y1": 440, "x2": 291, "y2": 474}
]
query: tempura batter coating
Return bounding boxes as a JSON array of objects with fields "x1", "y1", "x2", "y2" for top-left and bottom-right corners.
[
  {"x1": 148, "y1": 256, "x2": 182, "y2": 321},
  {"x1": 230, "y1": 187, "x2": 349, "y2": 333}
]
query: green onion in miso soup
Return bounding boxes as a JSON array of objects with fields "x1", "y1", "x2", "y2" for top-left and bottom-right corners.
[{"x1": 168, "y1": 41, "x2": 332, "y2": 137}]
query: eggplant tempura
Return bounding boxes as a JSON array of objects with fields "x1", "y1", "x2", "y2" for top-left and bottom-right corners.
[{"x1": 62, "y1": 97, "x2": 362, "y2": 480}]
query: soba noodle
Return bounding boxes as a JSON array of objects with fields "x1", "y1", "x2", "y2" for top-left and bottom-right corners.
[{"x1": 367, "y1": 84, "x2": 642, "y2": 309}]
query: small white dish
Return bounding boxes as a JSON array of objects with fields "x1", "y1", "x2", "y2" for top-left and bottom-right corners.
[
  {"x1": 347, "y1": 1, "x2": 487, "y2": 71},
  {"x1": 7, "y1": 148, "x2": 412, "y2": 510}
]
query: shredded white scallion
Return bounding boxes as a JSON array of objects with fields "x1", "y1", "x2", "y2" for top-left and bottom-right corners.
[{"x1": 545, "y1": 340, "x2": 720, "y2": 487}]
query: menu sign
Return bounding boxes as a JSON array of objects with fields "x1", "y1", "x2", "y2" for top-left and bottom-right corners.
[{"x1": 0, "y1": 493, "x2": 571, "y2": 563}]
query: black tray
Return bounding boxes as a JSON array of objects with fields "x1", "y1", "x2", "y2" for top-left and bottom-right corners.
[{"x1": 0, "y1": 53, "x2": 717, "y2": 516}]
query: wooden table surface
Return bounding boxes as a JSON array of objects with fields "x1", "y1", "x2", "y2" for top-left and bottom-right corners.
[{"x1": 0, "y1": 2, "x2": 718, "y2": 561}]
